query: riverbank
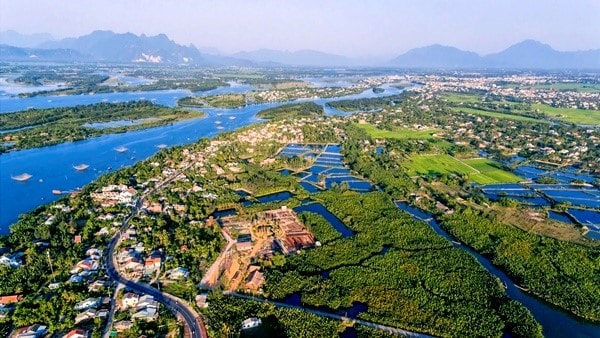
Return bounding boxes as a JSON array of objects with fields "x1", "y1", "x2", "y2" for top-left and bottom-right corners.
[{"x1": 0, "y1": 101, "x2": 205, "y2": 153}]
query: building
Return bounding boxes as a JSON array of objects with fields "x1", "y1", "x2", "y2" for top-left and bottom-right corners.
[
  {"x1": 166, "y1": 267, "x2": 189, "y2": 280},
  {"x1": 244, "y1": 266, "x2": 265, "y2": 290},
  {"x1": 236, "y1": 233, "x2": 253, "y2": 251},
  {"x1": 74, "y1": 297, "x2": 99, "y2": 311},
  {"x1": 241, "y1": 317, "x2": 262, "y2": 330},
  {"x1": 114, "y1": 320, "x2": 134, "y2": 332},
  {"x1": 14, "y1": 324, "x2": 48, "y2": 338},
  {"x1": 63, "y1": 329, "x2": 87, "y2": 338},
  {"x1": 0, "y1": 294, "x2": 22, "y2": 306},
  {"x1": 121, "y1": 292, "x2": 139, "y2": 309}
]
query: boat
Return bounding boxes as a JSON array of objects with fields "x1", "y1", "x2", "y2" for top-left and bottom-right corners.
[
  {"x1": 215, "y1": 121, "x2": 222, "y2": 124},
  {"x1": 514, "y1": 284, "x2": 530, "y2": 292},
  {"x1": 216, "y1": 126, "x2": 224, "y2": 130},
  {"x1": 229, "y1": 116, "x2": 236, "y2": 120},
  {"x1": 156, "y1": 144, "x2": 168, "y2": 149},
  {"x1": 73, "y1": 164, "x2": 90, "y2": 171},
  {"x1": 11, "y1": 173, "x2": 32, "y2": 182},
  {"x1": 52, "y1": 189, "x2": 62, "y2": 195},
  {"x1": 452, "y1": 240, "x2": 461, "y2": 245},
  {"x1": 114, "y1": 146, "x2": 128, "y2": 153}
]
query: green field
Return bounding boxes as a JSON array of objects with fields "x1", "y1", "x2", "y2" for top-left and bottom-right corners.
[
  {"x1": 462, "y1": 158, "x2": 522, "y2": 184},
  {"x1": 529, "y1": 83, "x2": 600, "y2": 93},
  {"x1": 442, "y1": 93, "x2": 485, "y2": 104},
  {"x1": 532, "y1": 104, "x2": 600, "y2": 125},
  {"x1": 356, "y1": 123, "x2": 438, "y2": 139},
  {"x1": 450, "y1": 107, "x2": 542, "y2": 123},
  {"x1": 403, "y1": 155, "x2": 521, "y2": 184}
]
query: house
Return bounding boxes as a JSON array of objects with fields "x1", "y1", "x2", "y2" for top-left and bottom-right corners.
[
  {"x1": 14, "y1": 324, "x2": 48, "y2": 338},
  {"x1": 236, "y1": 233, "x2": 252, "y2": 251},
  {"x1": 74, "y1": 297, "x2": 99, "y2": 311},
  {"x1": 0, "y1": 294, "x2": 22, "y2": 306},
  {"x1": 241, "y1": 317, "x2": 262, "y2": 330},
  {"x1": 136, "y1": 295, "x2": 158, "y2": 310},
  {"x1": 195, "y1": 293, "x2": 209, "y2": 308},
  {"x1": 121, "y1": 293, "x2": 139, "y2": 309},
  {"x1": 114, "y1": 320, "x2": 134, "y2": 332},
  {"x1": 63, "y1": 329, "x2": 87, "y2": 338},
  {"x1": 88, "y1": 280, "x2": 110, "y2": 292},
  {"x1": 244, "y1": 267, "x2": 265, "y2": 290},
  {"x1": 132, "y1": 306, "x2": 158, "y2": 321},
  {"x1": 166, "y1": 267, "x2": 189, "y2": 280},
  {"x1": 75, "y1": 309, "x2": 97, "y2": 323}
]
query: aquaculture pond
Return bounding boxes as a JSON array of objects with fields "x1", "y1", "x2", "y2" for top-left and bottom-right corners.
[
  {"x1": 278, "y1": 143, "x2": 374, "y2": 193},
  {"x1": 294, "y1": 202, "x2": 354, "y2": 237}
]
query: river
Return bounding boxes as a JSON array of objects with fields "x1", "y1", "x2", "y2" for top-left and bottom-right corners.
[
  {"x1": 0, "y1": 82, "x2": 402, "y2": 232},
  {"x1": 395, "y1": 202, "x2": 600, "y2": 338}
]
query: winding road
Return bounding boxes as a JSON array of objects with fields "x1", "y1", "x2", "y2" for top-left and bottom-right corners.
[{"x1": 104, "y1": 163, "x2": 208, "y2": 338}]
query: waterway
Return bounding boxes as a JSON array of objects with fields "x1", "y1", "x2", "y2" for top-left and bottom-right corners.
[
  {"x1": 0, "y1": 83, "x2": 403, "y2": 232},
  {"x1": 395, "y1": 202, "x2": 600, "y2": 338}
]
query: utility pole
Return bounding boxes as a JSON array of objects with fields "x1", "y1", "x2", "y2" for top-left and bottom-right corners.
[{"x1": 46, "y1": 249, "x2": 57, "y2": 283}]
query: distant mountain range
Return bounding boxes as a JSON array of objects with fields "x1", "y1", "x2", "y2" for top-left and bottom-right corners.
[
  {"x1": 233, "y1": 49, "x2": 354, "y2": 67},
  {"x1": 1, "y1": 30, "x2": 598, "y2": 69},
  {"x1": 390, "y1": 40, "x2": 600, "y2": 69}
]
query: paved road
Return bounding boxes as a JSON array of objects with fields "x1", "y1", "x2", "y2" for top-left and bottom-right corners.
[
  {"x1": 107, "y1": 234, "x2": 207, "y2": 338},
  {"x1": 104, "y1": 163, "x2": 208, "y2": 338},
  {"x1": 225, "y1": 292, "x2": 434, "y2": 338}
]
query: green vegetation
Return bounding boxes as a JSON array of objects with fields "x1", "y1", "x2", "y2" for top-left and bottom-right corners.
[
  {"x1": 440, "y1": 208, "x2": 600, "y2": 321},
  {"x1": 298, "y1": 212, "x2": 342, "y2": 244},
  {"x1": 179, "y1": 94, "x2": 246, "y2": 108},
  {"x1": 521, "y1": 83, "x2": 600, "y2": 93},
  {"x1": 462, "y1": 158, "x2": 522, "y2": 184},
  {"x1": 264, "y1": 191, "x2": 541, "y2": 337},
  {"x1": 203, "y1": 293, "x2": 344, "y2": 338},
  {"x1": 450, "y1": 107, "x2": 542, "y2": 123},
  {"x1": 402, "y1": 154, "x2": 477, "y2": 177},
  {"x1": 327, "y1": 94, "x2": 406, "y2": 112},
  {"x1": 355, "y1": 123, "x2": 438, "y2": 140},
  {"x1": 0, "y1": 101, "x2": 204, "y2": 152},
  {"x1": 257, "y1": 102, "x2": 324, "y2": 120},
  {"x1": 532, "y1": 104, "x2": 600, "y2": 125}
]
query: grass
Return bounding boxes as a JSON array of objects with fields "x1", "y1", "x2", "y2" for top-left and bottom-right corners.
[
  {"x1": 532, "y1": 104, "x2": 600, "y2": 125},
  {"x1": 450, "y1": 107, "x2": 542, "y2": 123},
  {"x1": 528, "y1": 83, "x2": 600, "y2": 93},
  {"x1": 403, "y1": 155, "x2": 522, "y2": 184},
  {"x1": 442, "y1": 93, "x2": 485, "y2": 104},
  {"x1": 355, "y1": 123, "x2": 438, "y2": 139},
  {"x1": 462, "y1": 158, "x2": 522, "y2": 184}
]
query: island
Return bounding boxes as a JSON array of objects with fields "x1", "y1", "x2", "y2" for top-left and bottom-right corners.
[{"x1": 0, "y1": 101, "x2": 204, "y2": 152}]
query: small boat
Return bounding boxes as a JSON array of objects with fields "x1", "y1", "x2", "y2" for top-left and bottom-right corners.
[
  {"x1": 11, "y1": 173, "x2": 32, "y2": 182},
  {"x1": 215, "y1": 121, "x2": 222, "y2": 124},
  {"x1": 229, "y1": 116, "x2": 236, "y2": 120},
  {"x1": 114, "y1": 146, "x2": 128, "y2": 153},
  {"x1": 451, "y1": 240, "x2": 461, "y2": 245},
  {"x1": 514, "y1": 284, "x2": 530, "y2": 292},
  {"x1": 156, "y1": 144, "x2": 167, "y2": 149},
  {"x1": 52, "y1": 189, "x2": 62, "y2": 195},
  {"x1": 216, "y1": 126, "x2": 224, "y2": 130},
  {"x1": 73, "y1": 164, "x2": 90, "y2": 171},
  {"x1": 130, "y1": 156, "x2": 135, "y2": 160}
]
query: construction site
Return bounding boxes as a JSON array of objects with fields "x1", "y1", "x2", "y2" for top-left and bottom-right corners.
[{"x1": 199, "y1": 206, "x2": 316, "y2": 293}]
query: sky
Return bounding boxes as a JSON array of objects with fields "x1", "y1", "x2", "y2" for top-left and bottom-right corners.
[{"x1": 1, "y1": 0, "x2": 599, "y2": 57}]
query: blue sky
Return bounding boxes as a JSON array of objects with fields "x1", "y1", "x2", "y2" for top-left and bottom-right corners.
[{"x1": 1, "y1": 0, "x2": 599, "y2": 57}]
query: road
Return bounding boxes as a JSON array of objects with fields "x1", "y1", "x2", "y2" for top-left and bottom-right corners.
[
  {"x1": 107, "y1": 234, "x2": 207, "y2": 338},
  {"x1": 199, "y1": 229, "x2": 235, "y2": 289},
  {"x1": 224, "y1": 292, "x2": 433, "y2": 338},
  {"x1": 104, "y1": 162, "x2": 208, "y2": 338}
]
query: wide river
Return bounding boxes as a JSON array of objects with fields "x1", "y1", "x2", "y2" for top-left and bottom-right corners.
[
  {"x1": 0, "y1": 82, "x2": 400, "y2": 232},
  {"x1": 1, "y1": 80, "x2": 599, "y2": 337}
]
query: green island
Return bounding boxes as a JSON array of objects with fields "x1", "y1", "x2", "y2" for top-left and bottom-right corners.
[
  {"x1": 256, "y1": 102, "x2": 324, "y2": 119},
  {"x1": 17, "y1": 77, "x2": 228, "y2": 98},
  {"x1": 0, "y1": 101, "x2": 204, "y2": 152},
  {"x1": 178, "y1": 93, "x2": 247, "y2": 108}
]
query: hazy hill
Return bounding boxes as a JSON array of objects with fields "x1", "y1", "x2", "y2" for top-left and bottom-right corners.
[
  {"x1": 391, "y1": 40, "x2": 600, "y2": 69},
  {"x1": 38, "y1": 30, "x2": 206, "y2": 64},
  {"x1": 233, "y1": 49, "x2": 354, "y2": 67},
  {"x1": 0, "y1": 30, "x2": 54, "y2": 48},
  {"x1": 0, "y1": 44, "x2": 85, "y2": 62}
]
